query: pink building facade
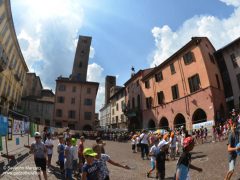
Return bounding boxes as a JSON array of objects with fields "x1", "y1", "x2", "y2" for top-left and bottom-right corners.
[{"x1": 140, "y1": 37, "x2": 226, "y2": 130}]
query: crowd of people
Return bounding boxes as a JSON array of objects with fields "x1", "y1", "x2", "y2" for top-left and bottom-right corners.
[{"x1": 30, "y1": 127, "x2": 130, "y2": 180}]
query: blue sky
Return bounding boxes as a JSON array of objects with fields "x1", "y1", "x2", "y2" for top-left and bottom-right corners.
[{"x1": 11, "y1": 0, "x2": 240, "y2": 111}]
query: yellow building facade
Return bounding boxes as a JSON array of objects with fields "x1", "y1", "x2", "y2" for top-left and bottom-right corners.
[{"x1": 0, "y1": 0, "x2": 28, "y2": 115}]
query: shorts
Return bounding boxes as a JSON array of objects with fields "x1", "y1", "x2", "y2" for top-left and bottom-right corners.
[
  {"x1": 34, "y1": 158, "x2": 47, "y2": 171},
  {"x1": 151, "y1": 160, "x2": 155, "y2": 169},
  {"x1": 72, "y1": 159, "x2": 78, "y2": 171},
  {"x1": 65, "y1": 168, "x2": 73, "y2": 179},
  {"x1": 229, "y1": 159, "x2": 236, "y2": 171}
]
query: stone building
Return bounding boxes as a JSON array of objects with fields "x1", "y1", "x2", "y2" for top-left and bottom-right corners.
[
  {"x1": 141, "y1": 37, "x2": 226, "y2": 130},
  {"x1": 0, "y1": 0, "x2": 28, "y2": 116},
  {"x1": 99, "y1": 103, "x2": 111, "y2": 129},
  {"x1": 215, "y1": 37, "x2": 240, "y2": 112},
  {"x1": 53, "y1": 35, "x2": 99, "y2": 130}
]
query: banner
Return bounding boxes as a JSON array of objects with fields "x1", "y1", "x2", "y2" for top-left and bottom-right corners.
[
  {"x1": 13, "y1": 120, "x2": 24, "y2": 135},
  {"x1": 0, "y1": 115, "x2": 8, "y2": 136},
  {"x1": 192, "y1": 120, "x2": 215, "y2": 130}
]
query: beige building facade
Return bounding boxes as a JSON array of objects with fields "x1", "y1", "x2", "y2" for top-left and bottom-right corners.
[{"x1": 0, "y1": 0, "x2": 28, "y2": 115}]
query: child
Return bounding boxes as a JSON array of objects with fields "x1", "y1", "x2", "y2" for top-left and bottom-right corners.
[
  {"x1": 57, "y1": 136, "x2": 65, "y2": 174},
  {"x1": 131, "y1": 135, "x2": 137, "y2": 153},
  {"x1": 71, "y1": 138, "x2": 78, "y2": 177},
  {"x1": 224, "y1": 120, "x2": 240, "y2": 180},
  {"x1": 45, "y1": 133, "x2": 54, "y2": 169},
  {"x1": 82, "y1": 148, "x2": 100, "y2": 180},
  {"x1": 156, "y1": 141, "x2": 169, "y2": 180},
  {"x1": 92, "y1": 144, "x2": 130, "y2": 180},
  {"x1": 64, "y1": 137, "x2": 73, "y2": 180},
  {"x1": 175, "y1": 136, "x2": 202, "y2": 180},
  {"x1": 147, "y1": 139, "x2": 159, "y2": 178}
]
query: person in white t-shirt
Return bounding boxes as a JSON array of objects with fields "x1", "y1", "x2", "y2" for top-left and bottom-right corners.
[
  {"x1": 147, "y1": 139, "x2": 160, "y2": 178},
  {"x1": 169, "y1": 132, "x2": 177, "y2": 160},
  {"x1": 140, "y1": 130, "x2": 149, "y2": 160},
  {"x1": 71, "y1": 138, "x2": 78, "y2": 177},
  {"x1": 45, "y1": 133, "x2": 54, "y2": 168}
]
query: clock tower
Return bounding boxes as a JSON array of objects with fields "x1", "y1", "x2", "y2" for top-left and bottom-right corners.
[{"x1": 71, "y1": 35, "x2": 92, "y2": 82}]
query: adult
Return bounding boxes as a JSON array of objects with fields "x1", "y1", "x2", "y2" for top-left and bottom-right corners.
[
  {"x1": 78, "y1": 136, "x2": 85, "y2": 175},
  {"x1": 42, "y1": 127, "x2": 48, "y2": 143},
  {"x1": 140, "y1": 129, "x2": 149, "y2": 160},
  {"x1": 30, "y1": 132, "x2": 48, "y2": 180}
]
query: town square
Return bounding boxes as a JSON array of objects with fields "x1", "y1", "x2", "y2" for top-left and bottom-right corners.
[{"x1": 1, "y1": 0, "x2": 240, "y2": 180}]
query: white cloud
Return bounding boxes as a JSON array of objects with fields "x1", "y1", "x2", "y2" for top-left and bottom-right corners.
[
  {"x1": 150, "y1": 0, "x2": 240, "y2": 67},
  {"x1": 220, "y1": 0, "x2": 240, "y2": 7},
  {"x1": 87, "y1": 63, "x2": 105, "y2": 111}
]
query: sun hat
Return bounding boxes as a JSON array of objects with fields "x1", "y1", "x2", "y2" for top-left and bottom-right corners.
[
  {"x1": 34, "y1": 132, "x2": 41, "y2": 137},
  {"x1": 71, "y1": 138, "x2": 77, "y2": 145},
  {"x1": 183, "y1": 137, "x2": 194, "y2": 148},
  {"x1": 83, "y1": 148, "x2": 97, "y2": 157}
]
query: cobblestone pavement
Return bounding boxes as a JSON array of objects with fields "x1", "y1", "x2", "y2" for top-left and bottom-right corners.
[{"x1": 1, "y1": 139, "x2": 240, "y2": 180}]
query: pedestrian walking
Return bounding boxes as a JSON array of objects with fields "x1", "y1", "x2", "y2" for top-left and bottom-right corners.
[
  {"x1": 147, "y1": 138, "x2": 159, "y2": 178},
  {"x1": 140, "y1": 129, "x2": 149, "y2": 160},
  {"x1": 45, "y1": 133, "x2": 54, "y2": 169},
  {"x1": 30, "y1": 132, "x2": 48, "y2": 180},
  {"x1": 78, "y1": 136, "x2": 85, "y2": 176},
  {"x1": 156, "y1": 140, "x2": 169, "y2": 180},
  {"x1": 64, "y1": 137, "x2": 73, "y2": 180},
  {"x1": 169, "y1": 132, "x2": 177, "y2": 160},
  {"x1": 175, "y1": 136, "x2": 202, "y2": 180},
  {"x1": 71, "y1": 138, "x2": 78, "y2": 177},
  {"x1": 224, "y1": 120, "x2": 240, "y2": 180},
  {"x1": 57, "y1": 136, "x2": 65, "y2": 175}
]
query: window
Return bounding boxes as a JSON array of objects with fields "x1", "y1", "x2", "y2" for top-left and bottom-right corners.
[
  {"x1": 116, "y1": 103, "x2": 119, "y2": 111},
  {"x1": 84, "y1": 98, "x2": 92, "y2": 106},
  {"x1": 0, "y1": 12, "x2": 6, "y2": 24},
  {"x1": 157, "y1": 91, "x2": 165, "y2": 104},
  {"x1": 155, "y1": 71, "x2": 163, "y2": 82},
  {"x1": 171, "y1": 84, "x2": 179, "y2": 100},
  {"x1": 68, "y1": 110, "x2": 76, "y2": 119},
  {"x1": 208, "y1": 53, "x2": 215, "y2": 64},
  {"x1": 56, "y1": 109, "x2": 62, "y2": 117},
  {"x1": 87, "y1": 88, "x2": 91, "y2": 94},
  {"x1": 237, "y1": 73, "x2": 240, "y2": 89},
  {"x1": 121, "y1": 100, "x2": 124, "y2": 111},
  {"x1": 116, "y1": 116, "x2": 118, "y2": 123},
  {"x1": 58, "y1": 84, "x2": 66, "y2": 91},
  {"x1": 216, "y1": 74, "x2": 220, "y2": 89},
  {"x1": 137, "y1": 95, "x2": 141, "y2": 109},
  {"x1": 188, "y1": 74, "x2": 201, "y2": 93},
  {"x1": 84, "y1": 112, "x2": 92, "y2": 120},
  {"x1": 1, "y1": 24, "x2": 8, "y2": 37},
  {"x1": 231, "y1": 53, "x2": 238, "y2": 68},
  {"x1": 79, "y1": 62, "x2": 82, "y2": 68},
  {"x1": 68, "y1": 124, "x2": 75, "y2": 130},
  {"x1": 57, "y1": 96, "x2": 64, "y2": 103},
  {"x1": 45, "y1": 119, "x2": 50, "y2": 126},
  {"x1": 183, "y1": 51, "x2": 195, "y2": 65},
  {"x1": 146, "y1": 97, "x2": 152, "y2": 109},
  {"x1": 71, "y1": 98, "x2": 75, "y2": 104},
  {"x1": 112, "y1": 109, "x2": 114, "y2": 115},
  {"x1": 136, "y1": 80, "x2": 139, "y2": 86},
  {"x1": 145, "y1": 80, "x2": 150, "y2": 88},
  {"x1": 72, "y1": 86, "x2": 76, "y2": 92},
  {"x1": 170, "y1": 63, "x2": 176, "y2": 74}
]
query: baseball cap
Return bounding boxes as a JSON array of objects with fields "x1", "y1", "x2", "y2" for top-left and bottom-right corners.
[
  {"x1": 183, "y1": 137, "x2": 194, "y2": 148},
  {"x1": 83, "y1": 148, "x2": 97, "y2": 157},
  {"x1": 71, "y1": 138, "x2": 77, "y2": 145},
  {"x1": 34, "y1": 132, "x2": 41, "y2": 137}
]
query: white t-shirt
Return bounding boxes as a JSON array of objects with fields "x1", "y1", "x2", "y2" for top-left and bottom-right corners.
[
  {"x1": 131, "y1": 139, "x2": 136, "y2": 145},
  {"x1": 150, "y1": 145, "x2": 159, "y2": 161},
  {"x1": 71, "y1": 145, "x2": 78, "y2": 160},
  {"x1": 45, "y1": 139, "x2": 53, "y2": 155},
  {"x1": 136, "y1": 137, "x2": 140, "y2": 144},
  {"x1": 140, "y1": 133, "x2": 148, "y2": 144}
]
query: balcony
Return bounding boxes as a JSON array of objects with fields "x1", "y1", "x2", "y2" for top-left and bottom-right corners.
[{"x1": 14, "y1": 73, "x2": 21, "y2": 82}]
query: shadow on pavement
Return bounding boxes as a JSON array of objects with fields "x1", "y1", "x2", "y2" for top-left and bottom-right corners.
[
  {"x1": 191, "y1": 154, "x2": 207, "y2": 160},
  {"x1": 50, "y1": 165, "x2": 65, "y2": 179}
]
